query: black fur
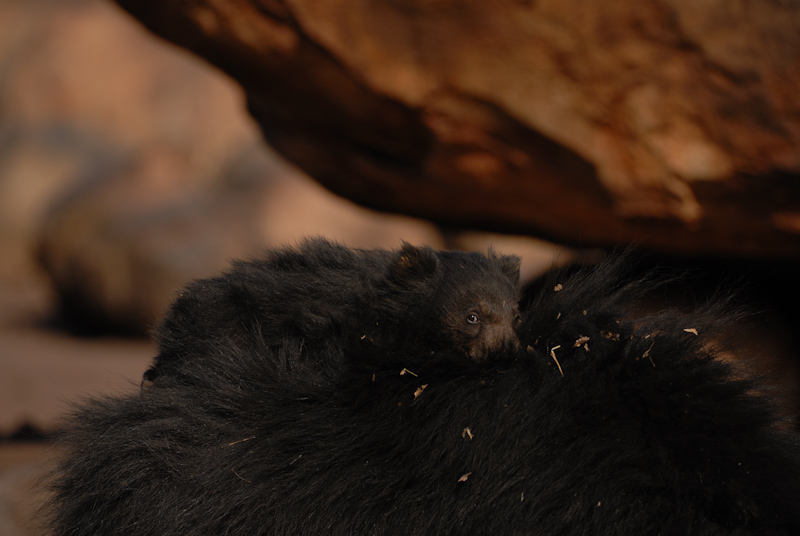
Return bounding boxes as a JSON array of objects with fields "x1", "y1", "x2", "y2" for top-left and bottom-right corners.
[
  {"x1": 46, "y1": 253, "x2": 800, "y2": 535},
  {"x1": 145, "y1": 238, "x2": 521, "y2": 385}
]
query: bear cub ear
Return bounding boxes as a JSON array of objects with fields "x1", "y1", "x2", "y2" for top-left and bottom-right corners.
[
  {"x1": 489, "y1": 249, "x2": 522, "y2": 287},
  {"x1": 389, "y1": 243, "x2": 441, "y2": 284}
]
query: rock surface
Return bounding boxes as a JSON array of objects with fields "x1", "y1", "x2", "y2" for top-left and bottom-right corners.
[{"x1": 113, "y1": 0, "x2": 800, "y2": 257}]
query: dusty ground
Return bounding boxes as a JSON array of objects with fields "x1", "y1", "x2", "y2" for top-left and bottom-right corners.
[{"x1": 0, "y1": 280, "x2": 153, "y2": 535}]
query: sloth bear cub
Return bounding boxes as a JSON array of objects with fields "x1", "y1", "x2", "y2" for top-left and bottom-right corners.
[
  {"x1": 46, "y1": 246, "x2": 800, "y2": 536},
  {"x1": 144, "y1": 238, "x2": 521, "y2": 384}
]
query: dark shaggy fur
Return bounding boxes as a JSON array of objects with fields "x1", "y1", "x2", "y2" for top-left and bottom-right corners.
[
  {"x1": 145, "y1": 238, "x2": 521, "y2": 384},
  {"x1": 46, "y1": 254, "x2": 800, "y2": 535}
]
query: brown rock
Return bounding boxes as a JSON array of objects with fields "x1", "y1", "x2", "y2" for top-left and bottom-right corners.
[
  {"x1": 0, "y1": 0, "x2": 256, "y2": 285},
  {"x1": 37, "y1": 147, "x2": 259, "y2": 334},
  {"x1": 113, "y1": 0, "x2": 800, "y2": 257}
]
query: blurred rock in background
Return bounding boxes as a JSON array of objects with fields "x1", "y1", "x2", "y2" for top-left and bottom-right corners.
[{"x1": 1, "y1": 0, "x2": 248, "y2": 285}]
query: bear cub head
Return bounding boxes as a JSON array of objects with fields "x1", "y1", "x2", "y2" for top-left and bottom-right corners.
[{"x1": 383, "y1": 243, "x2": 522, "y2": 362}]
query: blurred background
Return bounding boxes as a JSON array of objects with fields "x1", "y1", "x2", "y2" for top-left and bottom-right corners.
[{"x1": 1, "y1": 0, "x2": 799, "y2": 533}]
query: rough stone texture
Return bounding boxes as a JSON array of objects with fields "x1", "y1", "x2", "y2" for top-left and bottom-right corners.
[{"x1": 113, "y1": 0, "x2": 800, "y2": 257}]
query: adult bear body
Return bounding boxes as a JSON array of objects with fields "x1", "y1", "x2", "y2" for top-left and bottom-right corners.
[{"x1": 47, "y1": 251, "x2": 800, "y2": 535}]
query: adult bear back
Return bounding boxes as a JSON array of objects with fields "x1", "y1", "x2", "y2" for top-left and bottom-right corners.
[{"x1": 46, "y1": 253, "x2": 800, "y2": 535}]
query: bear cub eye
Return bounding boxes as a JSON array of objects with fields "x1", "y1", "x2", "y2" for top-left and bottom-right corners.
[{"x1": 466, "y1": 313, "x2": 480, "y2": 324}]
